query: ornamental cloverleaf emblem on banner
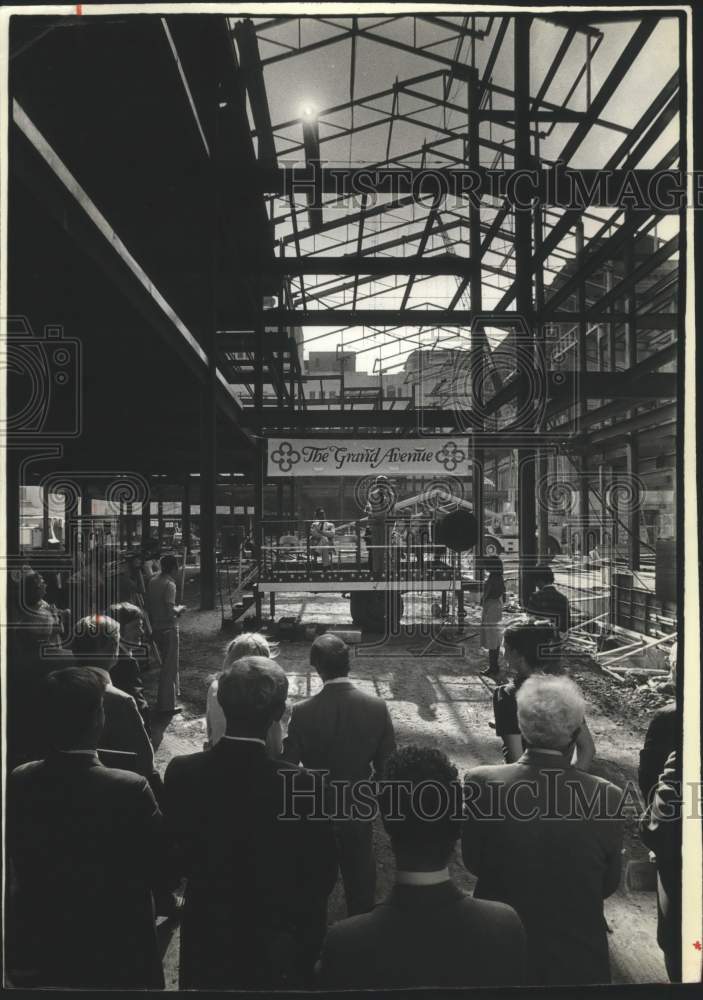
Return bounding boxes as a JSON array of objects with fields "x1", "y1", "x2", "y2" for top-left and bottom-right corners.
[
  {"x1": 435, "y1": 440, "x2": 466, "y2": 473},
  {"x1": 270, "y1": 441, "x2": 301, "y2": 473}
]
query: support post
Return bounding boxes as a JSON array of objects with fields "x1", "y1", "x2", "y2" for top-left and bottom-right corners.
[
  {"x1": 81, "y1": 487, "x2": 92, "y2": 551},
  {"x1": 42, "y1": 484, "x2": 50, "y2": 550},
  {"x1": 468, "y1": 66, "x2": 484, "y2": 580},
  {"x1": 576, "y1": 222, "x2": 588, "y2": 421},
  {"x1": 126, "y1": 501, "x2": 134, "y2": 546},
  {"x1": 514, "y1": 15, "x2": 537, "y2": 606},
  {"x1": 533, "y1": 129, "x2": 549, "y2": 561},
  {"x1": 254, "y1": 440, "x2": 265, "y2": 624},
  {"x1": 140, "y1": 486, "x2": 151, "y2": 548},
  {"x1": 182, "y1": 475, "x2": 191, "y2": 551},
  {"x1": 624, "y1": 217, "x2": 637, "y2": 369},
  {"x1": 199, "y1": 73, "x2": 220, "y2": 611},
  {"x1": 626, "y1": 436, "x2": 641, "y2": 571},
  {"x1": 579, "y1": 456, "x2": 590, "y2": 558},
  {"x1": 7, "y1": 453, "x2": 21, "y2": 557}
]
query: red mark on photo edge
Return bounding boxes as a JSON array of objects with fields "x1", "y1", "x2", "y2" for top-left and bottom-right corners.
[
  {"x1": 694, "y1": 940, "x2": 702, "y2": 951},
  {"x1": 76, "y1": 4, "x2": 82, "y2": 14}
]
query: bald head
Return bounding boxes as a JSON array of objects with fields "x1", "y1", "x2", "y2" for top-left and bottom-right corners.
[
  {"x1": 310, "y1": 634, "x2": 350, "y2": 680},
  {"x1": 217, "y1": 656, "x2": 288, "y2": 737}
]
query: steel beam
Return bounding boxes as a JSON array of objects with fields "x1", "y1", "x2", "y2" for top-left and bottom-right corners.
[
  {"x1": 549, "y1": 312, "x2": 678, "y2": 329},
  {"x1": 11, "y1": 99, "x2": 252, "y2": 446},
  {"x1": 233, "y1": 19, "x2": 277, "y2": 168},
  {"x1": 587, "y1": 403, "x2": 677, "y2": 444},
  {"x1": 262, "y1": 255, "x2": 472, "y2": 277},
  {"x1": 241, "y1": 408, "x2": 480, "y2": 430},
  {"x1": 217, "y1": 330, "x2": 293, "y2": 351},
  {"x1": 264, "y1": 309, "x2": 483, "y2": 327},
  {"x1": 250, "y1": 165, "x2": 680, "y2": 208}
]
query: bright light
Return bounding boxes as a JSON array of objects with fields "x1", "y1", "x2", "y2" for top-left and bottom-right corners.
[{"x1": 301, "y1": 104, "x2": 317, "y2": 121}]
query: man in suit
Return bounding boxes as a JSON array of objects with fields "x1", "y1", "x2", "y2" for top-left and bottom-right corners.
[
  {"x1": 282, "y1": 633, "x2": 396, "y2": 915},
  {"x1": 527, "y1": 564, "x2": 571, "y2": 635},
  {"x1": 463, "y1": 674, "x2": 624, "y2": 986},
  {"x1": 163, "y1": 656, "x2": 337, "y2": 989},
  {"x1": 317, "y1": 746, "x2": 526, "y2": 988},
  {"x1": 639, "y1": 643, "x2": 678, "y2": 805},
  {"x1": 73, "y1": 614, "x2": 155, "y2": 779},
  {"x1": 640, "y1": 750, "x2": 682, "y2": 981},
  {"x1": 7, "y1": 667, "x2": 164, "y2": 988}
]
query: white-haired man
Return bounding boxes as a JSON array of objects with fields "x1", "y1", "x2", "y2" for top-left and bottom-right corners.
[
  {"x1": 204, "y1": 632, "x2": 281, "y2": 752},
  {"x1": 462, "y1": 674, "x2": 624, "y2": 987}
]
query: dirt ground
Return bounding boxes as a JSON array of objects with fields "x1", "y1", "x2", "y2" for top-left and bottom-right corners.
[{"x1": 144, "y1": 583, "x2": 669, "y2": 989}]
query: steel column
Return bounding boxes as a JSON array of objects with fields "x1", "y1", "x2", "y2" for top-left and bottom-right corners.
[
  {"x1": 468, "y1": 67, "x2": 485, "y2": 576},
  {"x1": 514, "y1": 16, "x2": 537, "y2": 606},
  {"x1": 182, "y1": 475, "x2": 191, "y2": 551},
  {"x1": 626, "y1": 436, "x2": 641, "y2": 571},
  {"x1": 199, "y1": 76, "x2": 220, "y2": 610}
]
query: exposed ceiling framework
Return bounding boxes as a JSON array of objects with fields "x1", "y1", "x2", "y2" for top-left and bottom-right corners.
[{"x1": 223, "y1": 11, "x2": 679, "y2": 447}]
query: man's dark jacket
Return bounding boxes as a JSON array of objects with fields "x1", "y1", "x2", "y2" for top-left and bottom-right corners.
[
  {"x1": 163, "y1": 738, "x2": 337, "y2": 989},
  {"x1": 8, "y1": 752, "x2": 163, "y2": 988},
  {"x1": 639, "y1": 702, "x2": 678, "y2": 804},
  {"x1": 282, "y1": 679, "x2": 395, "y2": 782},
  {"x1": 317, "y1": 880, "x2": 526, "y2": 988},
  {"x1": 463, "y1": 749, "x2": 624, "y2": 986}
]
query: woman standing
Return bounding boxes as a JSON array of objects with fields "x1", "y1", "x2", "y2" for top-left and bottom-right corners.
[
  {"x1": 479, "y1": 557, "x2": 506, "y2": 679},
  {"x1": 493, "y1": 621, "x2": 595, "y2": 770}
]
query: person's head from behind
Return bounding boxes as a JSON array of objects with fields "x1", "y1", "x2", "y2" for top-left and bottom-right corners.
[
  {"x1": 310, "y1": 633, "x2": 350, "y2": 681},
  {"x1": 381, "y1": 746, "x2": 463, "y2": 872},
  {"x1": 503, "y1": 621, "x2": 558, "y2": 682},
  {"x1": 109, "y1": 602, "x2": 145, "y2": 647},
  {"x1": 533, "y1": 564, "x2": 555, "y2": 589},
  {"x1": 21, "y1": 570, "x2": 47, "y2": 608},
  {"x1": 160, "y1": 554, "x2": 179, "y2": 577},
  {"x1": 517, "y1": 674, "x2": 585, "y2": 754},
  {"x1": 223, "y1": 631, "x2": 276, "y2": 670},
  {"x1": 73, "y1": 614, "x2": 120, "y2": 669},
  {"x1": 44, "y1": 667, "x2": 107, "y2": 751},
  {"x1": 217, "y1": 656, "x2": 288, "y2": 739},
  {"x1": 483, "y1": 555, "x2": 504, "y2": 577},
  {"x1": 314, "y1": 508, "x2": 326, "y2": 520}
]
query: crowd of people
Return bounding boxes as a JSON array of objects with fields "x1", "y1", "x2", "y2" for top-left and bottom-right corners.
[{"x1": 5, "y1": 558, "x2": 682, "y2": 990}]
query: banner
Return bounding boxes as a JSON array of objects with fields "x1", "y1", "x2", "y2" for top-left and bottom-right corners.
[{"x1": 267, "y1": 437, "x2": 470, "y2": 477}]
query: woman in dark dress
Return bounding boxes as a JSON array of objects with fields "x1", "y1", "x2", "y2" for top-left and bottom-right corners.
[
  {"x1": 479, "y1": 557, "x2": 507, "y2": 678},
  {"x1": 493, "y1": 621, "x2": 595, "y2": 769}
]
